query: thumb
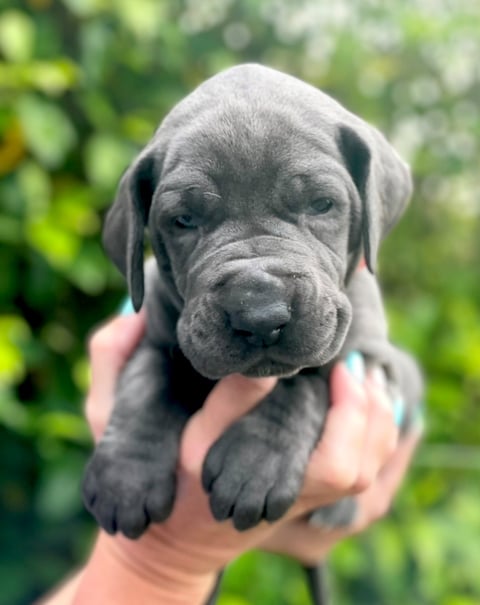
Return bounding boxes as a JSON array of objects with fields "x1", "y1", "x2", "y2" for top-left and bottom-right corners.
[
  {"x1": 181, "y1": 374, "x2": 277, "y2": 475},
  {"x1": 85, "y1": 311, "x2": 146, "y2": 440}
]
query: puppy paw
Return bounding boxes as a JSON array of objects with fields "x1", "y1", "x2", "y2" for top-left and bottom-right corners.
[
  {"x1": 202, "y1": 422, "x2": 304, "y2": 531},
  {"x1": 82, "y1": 446, "x2": 175, "y2": 539},
  {"x1": 309, "y1": 496, "x2": 357, "y2": 529}
]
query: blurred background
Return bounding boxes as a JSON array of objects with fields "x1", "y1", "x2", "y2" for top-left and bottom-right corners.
[{"x1": 1, "y1": 0, "x2": 479, "y2": 603}]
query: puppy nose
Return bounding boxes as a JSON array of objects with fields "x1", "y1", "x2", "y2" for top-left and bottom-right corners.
[
  {"x1": 221, "y1": 271, "x2": 292, "y2": 347},
  {"x1": 229, "y1": 303, "x2": 291, "y2": 346}
]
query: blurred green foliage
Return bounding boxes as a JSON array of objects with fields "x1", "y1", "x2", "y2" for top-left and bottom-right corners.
[{"x1": 1, "y1": 1, "x2": 479, "y2": 604}]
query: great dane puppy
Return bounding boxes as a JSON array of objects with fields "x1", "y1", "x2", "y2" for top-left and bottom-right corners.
[{"x1": 83, "y1": 64, "x2": 423, "y2": 602}]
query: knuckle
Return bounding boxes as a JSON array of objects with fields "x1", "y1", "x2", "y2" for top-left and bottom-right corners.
[
  {"x1": 87, "y1": 329, "x2": 110, "y2": 358},
  {"x1": 322, "y1": 458, "x2": 357, "y2": 493},
  {"x1": 385, "y1": 432, "x2": 399, "y2": 458},
  {"x1": 351, "y1": 469, "x2": 375, "y2": 494}
]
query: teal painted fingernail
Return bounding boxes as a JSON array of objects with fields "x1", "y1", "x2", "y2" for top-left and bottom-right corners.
[
  {"x1": 370, "y1": 366, "x2": 388, "y2": 390},
  {"x1": 393, "y1": 395, "x2": 405, "y2": 427},
  {"x1": 119, "y1": 297, "x2": 135, "y2": 316},
  {"x1": 345, "y1": 351, "x2": 365, "y2": 383}
]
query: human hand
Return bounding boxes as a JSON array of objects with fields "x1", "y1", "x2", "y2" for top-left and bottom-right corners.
[
  {"x1": 79, "y1": 312, "x2": 277, "y2": 604},
  {"x1": 260, "y1": 427, "x2": 422, "y2": 564},
  {"x1": 256, "y1": 353, "x2": 422, "y2": 563},
  {"x1": 261, "y1": 357, "x2": 422, "y2": 563},
  {"x1": 77, "y1": 312, "x2": 416, "y2": 605}
]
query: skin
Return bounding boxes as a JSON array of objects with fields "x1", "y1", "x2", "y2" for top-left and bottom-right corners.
[{"x1": 39, "y1": 311, "x2": 421, "y2": 605}]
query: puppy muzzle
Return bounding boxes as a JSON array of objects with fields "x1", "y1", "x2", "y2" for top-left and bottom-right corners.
[{"x1": 176, "y1": 260, "x2": 352, "y2": 379}]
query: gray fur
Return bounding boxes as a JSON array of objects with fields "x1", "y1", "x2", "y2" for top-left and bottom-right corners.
[{"x1": 83, "y1": 64, "x2": 422, "y2": 539}]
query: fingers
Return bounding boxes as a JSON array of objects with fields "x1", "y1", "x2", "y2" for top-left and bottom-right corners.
[
  {"x1": 263, "y1": 429, "x2": 421, "y2": 563},
  {"x1": 180, "y1": 374, "x2": 277, "y2": 475},
  {"x1": 302, "y1": 356, "x2": 401, "y2": 512},
  {"x1": 379, "y1": 426, "x2": 422, "y2": 491},
  {"x1": 304, "y1": 360, "x2": 370, "y2": 499},
  {"x1": 263, "y1": 363, "x2": 422, "y2": 561},
  {"x1": 85, "y1": 311, "x2": 146, "y2": 439},
  {"x1": 353, "y1": 428, "x2": 422, "y2": 529},
  {"x1": 354, "y1": 368, "x2": 399, "y2": 492}
]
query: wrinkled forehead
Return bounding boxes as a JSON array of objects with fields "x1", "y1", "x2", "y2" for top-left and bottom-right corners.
[{"x1": 160, "y1": 102, "x2": 346, "y2": 191}]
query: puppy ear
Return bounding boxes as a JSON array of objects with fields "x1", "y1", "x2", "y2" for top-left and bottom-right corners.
[
  {"x1": 337, "y1": 124, "x2": 412, "y2": 273},
  {"x1": 102, "y1": 149, "x2": 156, "y2": 311}
]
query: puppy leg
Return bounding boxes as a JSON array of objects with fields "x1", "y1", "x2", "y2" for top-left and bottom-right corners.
[
  {"x1": 202, "y1": 372, "x2": 329, "y2": 531},
  {"x1": 82, "y1": 341, "x2": 204, "y2": 538},
  {"x1": 304, "y1": 563, "x2": 331, "y2": 605}
]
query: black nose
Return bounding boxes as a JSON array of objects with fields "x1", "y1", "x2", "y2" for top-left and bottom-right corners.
[
  {"x1": 220, "y1": 270, "x2": 292, "y2": 347},
  {"x1": 229, "y1": 302, "x2": 291, "y2": 346}
]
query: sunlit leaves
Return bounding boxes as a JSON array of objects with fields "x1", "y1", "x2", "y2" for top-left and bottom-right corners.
[
  {"x1": 17, "y1": 95, "x2": 77, "y2": 168},
  {"x1": 84, "y1": 133, "x2": 135, "y2": 189},
  {"x1": 0, "y1": 10, "x2": 35, "y2": 63},
  {"x1": 0, "y1": 315, "x2": 31, "y2": 385},
  {"x1": 0, "y1": 58, "x2": 79, "y2": 95}
]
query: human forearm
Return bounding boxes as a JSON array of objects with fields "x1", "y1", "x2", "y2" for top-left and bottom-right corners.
[
  {"x1": 72, "y1": 533, "x2": 215, "y2": 605},
  {"x1": 36, "y1": 572, "x2": 82, "y2": 605}
]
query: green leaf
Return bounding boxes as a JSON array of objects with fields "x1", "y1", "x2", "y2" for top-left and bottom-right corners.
[
  {"x1": 84, "y1": 133, "x2": 135, "y2": 189},
  {"x1": 0, "y1": 315, "x2": 31, "y2": 386},
  {"x1": 16, "y1": 161, "x2": 51, "y2": 219},
  {"x1": 25, "y1": 216, "x2": 80, "y2": 268},
  {"x1": 0, "y1": 10, "x2": 35, "y2": 63},
  {"x1": 115, "y1": 0, "x2": 167, "y2": 39},
  {"x1": 35, "y1": 411, "x2": 89, "y2": 443},
  {"x1": 17, "y1": 95, "x2": 77, "y2": 168},
  {"x1": 29, "y1": 59, "x2": 81, "y2": 96},
  {"x1": 0, "y1": 392, "x2": 30, "y2": 432}
]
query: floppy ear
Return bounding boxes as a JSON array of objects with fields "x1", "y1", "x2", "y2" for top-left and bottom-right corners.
[
  {"x1": 102, "y1": 149, "x2": 157, "y2": 311},
  {"x1": 337, "y1": 124, "x2": 412, "y2": 273}
]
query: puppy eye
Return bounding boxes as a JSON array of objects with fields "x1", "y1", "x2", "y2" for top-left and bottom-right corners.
[
  {"x1": 174, "y1": 214, "x2": 198, "y2": 229},
  {"x1": 309, "y1": 197, "x2": 335, "y2": 215}
]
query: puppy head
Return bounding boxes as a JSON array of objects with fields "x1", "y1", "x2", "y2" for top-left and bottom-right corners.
[{"x1": 103, "y1": 65, "x2": 412, "y2": 378}]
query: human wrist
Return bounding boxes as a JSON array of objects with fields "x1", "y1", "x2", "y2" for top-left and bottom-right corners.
[{"x1": 73, "y1": 531, "x2": 215, "y2": 605}]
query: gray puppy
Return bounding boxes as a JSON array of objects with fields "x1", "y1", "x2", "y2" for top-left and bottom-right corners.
[{"x1": 83, "y1": 64, "x2": 423, "y2": 600}]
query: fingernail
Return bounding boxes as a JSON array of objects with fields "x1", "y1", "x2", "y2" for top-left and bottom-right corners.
[
  {"x1": 367, "y1": 366, "x2": 393, "y2": 411},
  {"x1": 393, "y1": 395, "x2": 405, "y2": 428},
  {"x1": 369, "y1": 366, "x2": 388, "y2": 390},
  {"x1": 345, "y1": 351, "x2": 365, "y2": 383},
  {"x1": 119, "y1": 297, "x2": 135, "y2": 316}
]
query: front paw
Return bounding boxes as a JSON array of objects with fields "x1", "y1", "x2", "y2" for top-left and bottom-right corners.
[
  {"x1": 82, "y1": 446, "x2": 175, "y2": 539},
  {"x1": 202, "y1": 422, "x2": 305, "y2": 531}
]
